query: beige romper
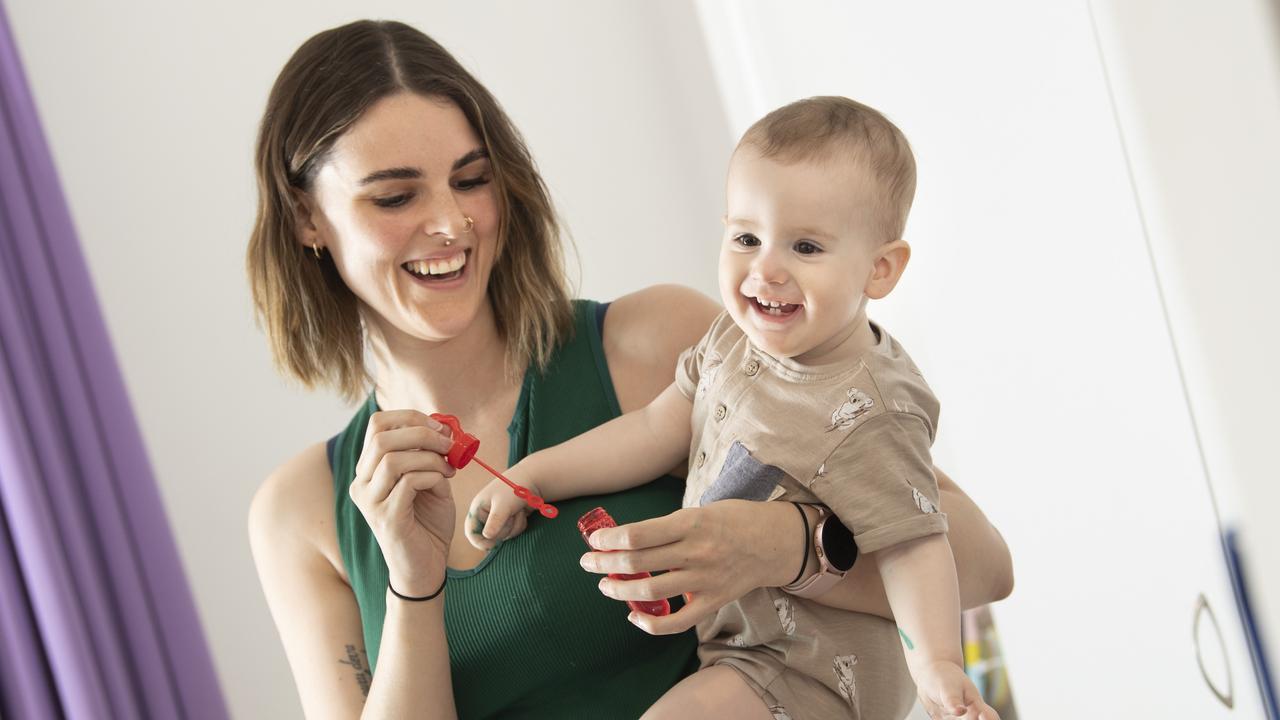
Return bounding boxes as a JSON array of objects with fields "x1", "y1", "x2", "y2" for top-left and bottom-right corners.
[{"x1": 675, "y1": 312, "x2": 949, "y2": 720}]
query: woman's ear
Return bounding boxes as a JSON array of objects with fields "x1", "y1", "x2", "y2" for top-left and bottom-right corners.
[
  {"x1": 289, "y1": 188, "x2": 321, "y2": 250},
  {"x1": 865, "y1": 240, "x2": 911, "y2": 300}
]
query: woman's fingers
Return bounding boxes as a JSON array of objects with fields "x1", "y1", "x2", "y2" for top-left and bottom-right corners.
[
  {"x1": 625, "y1": 592, "x2": 716, "y2": 635},
  {"x1": 354, "y1": 422, "x2": 454, "y2": 484},
  {"x1": 364, "y1": 446, "x2": 455, "y2": 504},
  {"x1": 598, "y1": 569, "x2": 696, "y2": 603},
  {"x1": 361, "y1": 409, "x2": 446, "y2": 451},
  {"x1": 385, "y1": 470, "x2": 450, "y2": 520},
  {"x1": 583, "y1": 508, "x2": 695, "y2": 551},
  {"x1": 580, "y1": 540, "x2": 700, "y2": 576}
]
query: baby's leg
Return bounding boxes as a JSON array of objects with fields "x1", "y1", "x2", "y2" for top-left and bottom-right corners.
[{"x1": 641, "y1": 665, "x2": 775, "y2": 720}]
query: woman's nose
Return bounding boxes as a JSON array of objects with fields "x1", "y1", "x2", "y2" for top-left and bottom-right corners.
[{"x1": 421, "y1": 193, "x2": 471, "y2": 240}]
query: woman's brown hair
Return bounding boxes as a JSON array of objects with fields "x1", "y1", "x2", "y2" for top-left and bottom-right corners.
[{"x1": 247, "y1": 20, "x2": 574, "y2": 403}]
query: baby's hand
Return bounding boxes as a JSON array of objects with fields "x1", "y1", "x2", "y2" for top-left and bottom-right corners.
[
  {"x1": 465, "y1": 468, "x2": 539, "y2": 551},
  {"x1": 914, "y1": 661, "x2": 999, "y2": 720}
]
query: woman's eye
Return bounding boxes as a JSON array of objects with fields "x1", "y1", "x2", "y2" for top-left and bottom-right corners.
[
  {"x1": 373, "y1": 193, "x2": 412, "y2": 208},
  {"x1": 455, "y1": 175, "x2": 491, "y2": 191},
  {"x1": 795, "y1": 240, "x2": 822, "y2": 255},
  {"x1": 734, "y1": 233, "x2": 761, "y2": 247}
]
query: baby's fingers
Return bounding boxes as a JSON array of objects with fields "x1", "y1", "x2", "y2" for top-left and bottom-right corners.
[
  {"x1": 465, "y1": 496, "x2": 503, "y2": 550},
  {"x1": 972, "y1": 702, "x2": 1000, "y2": 720},
  {"x1": 482, "y1": 505, "x2": 517, "y2": 542}
]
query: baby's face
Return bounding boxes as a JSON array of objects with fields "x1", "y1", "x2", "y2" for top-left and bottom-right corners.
[{"x1": 719, "y1": 147, "x2": 882, "y2": 363}]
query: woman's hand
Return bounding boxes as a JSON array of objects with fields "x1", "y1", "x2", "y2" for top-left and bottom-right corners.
[
  {"x1": 349, "y1": 410, "x2": 457, "y2": 596},
  {"x1": 579, "y1": 499, "x2": 803, "y2": 634}
]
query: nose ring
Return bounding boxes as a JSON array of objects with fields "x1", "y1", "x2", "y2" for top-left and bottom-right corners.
[{"x1": 463, "y1": 215, "x2": 474, "y2": 233}]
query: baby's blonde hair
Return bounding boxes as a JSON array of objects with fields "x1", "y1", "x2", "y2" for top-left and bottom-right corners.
[{"x1": 740, "y1": 96, "x2": 917, "y2": 244}]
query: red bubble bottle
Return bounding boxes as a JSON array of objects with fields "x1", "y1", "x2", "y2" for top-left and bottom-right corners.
[{"x1": 578, "y1": 507, "x2": 671, "y2": 617}]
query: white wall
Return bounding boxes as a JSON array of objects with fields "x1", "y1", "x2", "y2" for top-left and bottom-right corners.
[{"x1": 7, "y1": 2, "x2": 730, "y2": 717}]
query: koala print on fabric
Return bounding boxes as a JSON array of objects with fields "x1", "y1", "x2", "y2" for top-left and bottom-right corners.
[
  {"x1": 774, "y1": 597, "x2": 796, "y2": 636},
  {"x1": 913, "y1": 487, "x2": 938, "y2": 514},
  {"x1": 697, "y1": 354, "x2": 723, "y2": 398},
  {"x1": 833, "y1": 654, "x2": 859, "y2": 705},
  {"x1": 826, "y1": 387, "x2": 875, "y2": 431}
]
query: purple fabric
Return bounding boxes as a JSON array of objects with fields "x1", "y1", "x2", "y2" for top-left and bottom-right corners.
[{"x1": 0, "y1": 2, "x2": 228, "y2": 718}]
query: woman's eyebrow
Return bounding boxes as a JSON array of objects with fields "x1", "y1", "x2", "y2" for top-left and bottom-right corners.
[
  {"x1": 451, "y1": 147, "x2": 489, "y2": 171},
  {"x1": 359, "y1": 167, "x2": 420, "y2": 185},
  {"x1": 357, "y1": 148, "x2": 488, "y2": 186}
]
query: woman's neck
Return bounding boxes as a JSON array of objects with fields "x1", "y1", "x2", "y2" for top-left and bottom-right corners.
[{"x1": 365, "y1": 300, "x2": 520, "y2": 419}]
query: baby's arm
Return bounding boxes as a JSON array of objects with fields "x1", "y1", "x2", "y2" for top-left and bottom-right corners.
[
  {"x1": 877, "y1": 535, "x2": 997, "y2": 719},
  {"x1": 523, "y1": 382, "x2": 693, "y2": 499},
  {"x1": 466, "y1": 382, "x2": 693, "y2": 548}
]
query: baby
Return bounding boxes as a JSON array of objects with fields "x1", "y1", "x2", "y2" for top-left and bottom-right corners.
[{"x1": 469, "y1": 97, "x2": 997, "y2": 720}]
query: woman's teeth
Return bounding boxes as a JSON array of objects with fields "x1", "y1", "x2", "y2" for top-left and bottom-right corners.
[{"x1": 404, "y1": 252, "x2": 466, "y2": 278}]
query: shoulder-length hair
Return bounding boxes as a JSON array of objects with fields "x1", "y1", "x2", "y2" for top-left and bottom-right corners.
[{"x1": 247, "y1": 20, "x2": 574, "y2": 403}]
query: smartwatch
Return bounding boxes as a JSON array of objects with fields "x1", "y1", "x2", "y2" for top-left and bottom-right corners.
[{"x1": 782, "y1": 506, "x2": 858, "y2": 598}]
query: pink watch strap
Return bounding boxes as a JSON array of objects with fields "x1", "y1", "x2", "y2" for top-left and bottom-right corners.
[{"x1": 781, "y1": 509, "x2": 849, "y2": 598}]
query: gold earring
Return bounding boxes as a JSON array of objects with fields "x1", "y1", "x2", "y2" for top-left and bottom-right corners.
[
  {"x1": 312, "y1": 243, "x2": 322, "y2": 259},
  {"x1": 463, "y1": 215, "x2": 474, "y2": 233}
]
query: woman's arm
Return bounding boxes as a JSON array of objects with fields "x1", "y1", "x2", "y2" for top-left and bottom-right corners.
[
  {"x1": 249, "y1": 443, "x2": 457, "y2": 719},
  {"x1": 800, "y1": 467, "x2": 1014, "y2": 618},
  {"x1": 596, "y1": 286, "x2": 1012, "y2": 629},
  {"x1": 582, "y1": 467, "x2": 1013, "y2": 633}
]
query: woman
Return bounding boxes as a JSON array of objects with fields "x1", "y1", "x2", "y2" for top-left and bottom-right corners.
[{"x1": 247, "y1": 20, "x2": 1012, "y2": 719}]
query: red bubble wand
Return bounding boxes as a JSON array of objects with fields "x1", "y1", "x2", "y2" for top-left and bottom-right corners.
[{"x1": 429, "y1": 413, "x2": 559, "y2": 519}]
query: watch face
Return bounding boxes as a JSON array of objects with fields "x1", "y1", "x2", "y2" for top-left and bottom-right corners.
[{"x1": 821, "y1": 516, "x2": 857, "y2": 571}]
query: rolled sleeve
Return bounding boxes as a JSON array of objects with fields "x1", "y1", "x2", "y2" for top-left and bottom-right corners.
[{"x1": 810, "y1": 412, "x2": 948, "y2": 554}]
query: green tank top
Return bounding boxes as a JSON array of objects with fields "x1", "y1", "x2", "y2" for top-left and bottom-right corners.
[{"x1": 330, "y1": 300, "x2": 698, "y2": 718}]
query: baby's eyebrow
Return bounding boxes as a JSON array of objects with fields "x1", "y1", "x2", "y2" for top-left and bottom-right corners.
[{"x1": 792, "y1": 227, "x2": 837, "y2": 242}]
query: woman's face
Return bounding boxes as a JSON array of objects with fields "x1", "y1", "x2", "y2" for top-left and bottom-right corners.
[{"x1": 302, "y1": 92, "x2": 500, "y2": 345}]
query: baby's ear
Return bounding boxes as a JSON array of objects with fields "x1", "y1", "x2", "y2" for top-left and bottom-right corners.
[{"x1": 865, "y1": 240, "x2": 911, "y2": 300}]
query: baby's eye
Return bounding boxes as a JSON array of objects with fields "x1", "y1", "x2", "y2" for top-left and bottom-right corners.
[
  {"x1": 734, "y1": 233, "x2": 761, "y2": 247},
  {"x1": 373, "y1": 193, "x2": 413, "y2": 208},
  {"x1": 794, "y1": 240, "x2": 822, "y2": 255}
]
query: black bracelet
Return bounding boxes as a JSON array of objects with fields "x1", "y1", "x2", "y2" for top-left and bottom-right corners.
[
  {"x1": 388, "y1": 575, "x2": 447, "y2": 602},
  {"x1": 788, "y1": 503, "x2": 811, "y2": 587}
]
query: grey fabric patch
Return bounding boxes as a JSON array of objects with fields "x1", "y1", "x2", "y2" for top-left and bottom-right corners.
[{"x1": 700, "y1": 440, "x2": 786, "y2": 505}]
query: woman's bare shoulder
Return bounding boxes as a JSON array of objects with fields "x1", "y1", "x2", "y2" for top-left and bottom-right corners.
[
  {"x1": 248, "y1": 441, "x2": 349, "y2": 584},
  {"x1": 604, "y1": 284, "x2": 720, "y2": 412}
]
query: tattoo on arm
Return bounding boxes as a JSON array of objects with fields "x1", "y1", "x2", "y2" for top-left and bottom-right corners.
[{"x1": 339, "y1": 644, "x2": 372, "y2": 697}]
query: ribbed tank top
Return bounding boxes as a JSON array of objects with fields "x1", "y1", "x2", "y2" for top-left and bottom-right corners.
[{"x1": 328, "y1": 300, "x2": 698, "y2": 718}]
